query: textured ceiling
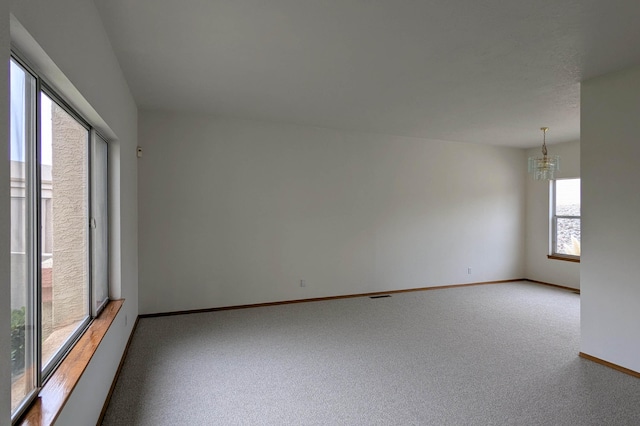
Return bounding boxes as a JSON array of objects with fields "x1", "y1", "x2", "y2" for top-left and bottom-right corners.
[{"x1": 95, "y1": 0, "x2": 640, "y2": 148}]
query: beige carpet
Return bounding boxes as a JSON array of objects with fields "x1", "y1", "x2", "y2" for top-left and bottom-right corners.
[{"x1": 102, "y1": 281, "x2": 640, "y2": 425}]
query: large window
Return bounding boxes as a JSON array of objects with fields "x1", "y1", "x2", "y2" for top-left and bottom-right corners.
[
  {"x1": 551, "y1": 178, "x2": 581, "y2": 259},
  {"x1": 10, "y1": 55, "x2": 109, "y2": 422}
]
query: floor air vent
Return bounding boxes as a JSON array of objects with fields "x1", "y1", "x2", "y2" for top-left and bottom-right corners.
[{"x1": 370, "y1": 295, "x2": 391, "y2": 299}]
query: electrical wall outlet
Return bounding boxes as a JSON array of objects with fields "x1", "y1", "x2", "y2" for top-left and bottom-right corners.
[
  {"x1": 300, "y1": 279, "x2": 306, "y2": 287},
  {"x1": 467, "y1": 268, "x2": 472, "y2": 275}
]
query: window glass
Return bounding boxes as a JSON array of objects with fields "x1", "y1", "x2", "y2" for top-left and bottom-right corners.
[
  {"x1": 10, "y1": 58, "x2": 37, "y2": 416},
  {"x1": 11, "y1": 53, "x2": 110, "y2": 421},
  {"x1": 40, "y1": 92, "x2": 91, "y2": 373},
  {"x1": 553, "y1": 178, "x2": 581, "y2": 257},
  {"x1": 555, "y1": 179, "x2": 580, "y2": 216}
]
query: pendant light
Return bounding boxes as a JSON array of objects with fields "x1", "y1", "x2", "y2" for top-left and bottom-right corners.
[{"x1": 528, "y1": 127, "x2": 560, "y2": 180}]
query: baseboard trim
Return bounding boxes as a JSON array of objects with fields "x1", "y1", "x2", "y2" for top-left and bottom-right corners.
[
  {"x1": 140, "y1": 279, "x2": 520, "y2": 318},
  {"x1": 96, "y1": 315, "x2": 140, "y2": 426},
  {"x1": 579, "y1": 352, "x2": 640, "y2": 379},
  {"x1": 523, "y1": 279, "x2": 580, "y2": 294}
]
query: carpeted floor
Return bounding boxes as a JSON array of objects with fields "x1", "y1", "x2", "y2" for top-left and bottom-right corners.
[{"x1": 102, "y1": 281, "x2": 640, "y2": 425}]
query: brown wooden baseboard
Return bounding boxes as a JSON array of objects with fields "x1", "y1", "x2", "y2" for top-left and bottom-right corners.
[
  {"x1": 140, "y1": 279, "x2": 520, "y2": 318},
  {"x1": 524, "y1": 279, "x2": 580, "y2": 294},
  {"x1": 579, "y1": 352, "x2": 640, "y2": 379},
  {"x1": 96, "y1": 315, "x2": 140, "y2": 426}
]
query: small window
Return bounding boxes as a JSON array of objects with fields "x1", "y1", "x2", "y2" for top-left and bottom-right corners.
[{"x1": 551, "y1": 178, "x2": 581, "y2": 259}]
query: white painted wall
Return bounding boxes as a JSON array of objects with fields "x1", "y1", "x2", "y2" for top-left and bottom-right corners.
[
  {"x1": 139, "y1": 112, "x2": 526, "y2": 314},
  {"x1": 580, "y1": 65, "x2": 640, "y2": 373},
  {"x1": 524, "y1": 140, "x2": 580, "y2": 288},
  {"x1": 6, "y1": 0, "x2": 138, "y2": 423},
  {"x1": 1, "y1": 0, "x2": 11, "y2": 422}
]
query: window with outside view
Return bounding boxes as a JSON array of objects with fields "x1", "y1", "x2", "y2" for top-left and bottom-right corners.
[
  {"x1": 552, "y1": 178, "x2": 581, "y2": 258},
  {"x1": 10, "y1": 55, "x2": 109, "y2": 421},
  {"x1": 10, "y1": 55, "x2": 36, "y2": 419},
  {"x1": 40, "y1": 91, "x2": 91, "y2": 372}
]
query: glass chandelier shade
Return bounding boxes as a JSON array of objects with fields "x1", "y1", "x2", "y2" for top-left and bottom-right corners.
[{"x1": 528, "y1": 127, "x2": 560, "y2": 180}]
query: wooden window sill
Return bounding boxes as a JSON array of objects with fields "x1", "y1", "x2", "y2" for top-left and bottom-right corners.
[
  {"x1": 547, "y1": 255, "x2": 580, "y2": 263},
  {"x1": 18, "y1": 299, "x2": 124, "y2": 426}
]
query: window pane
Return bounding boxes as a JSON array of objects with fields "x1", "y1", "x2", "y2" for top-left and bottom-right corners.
[
  {"x1": 10, "y1": 59, "x2": 37, "y2": 416},
  {"x1": 40, "y1": 92, "x2": 90, "y2": 372},
  {"x1": 555, "y1": 218, "x2": 581, "y2": 256},
  {"x1": 92, "y1": 133, "x2": 109, "y2": 314},
  {"x1": 555, "y1": 179, "x2": 580, "y2": 216}
]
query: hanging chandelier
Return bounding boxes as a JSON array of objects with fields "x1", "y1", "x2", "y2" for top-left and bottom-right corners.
[{"x1": 528, "y1": 127, "x2": 560, "y2": 180}]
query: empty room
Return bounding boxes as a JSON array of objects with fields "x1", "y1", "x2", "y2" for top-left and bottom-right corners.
[{"x1": 2, "y1": 1, "x2": 640, "y2": 425}]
